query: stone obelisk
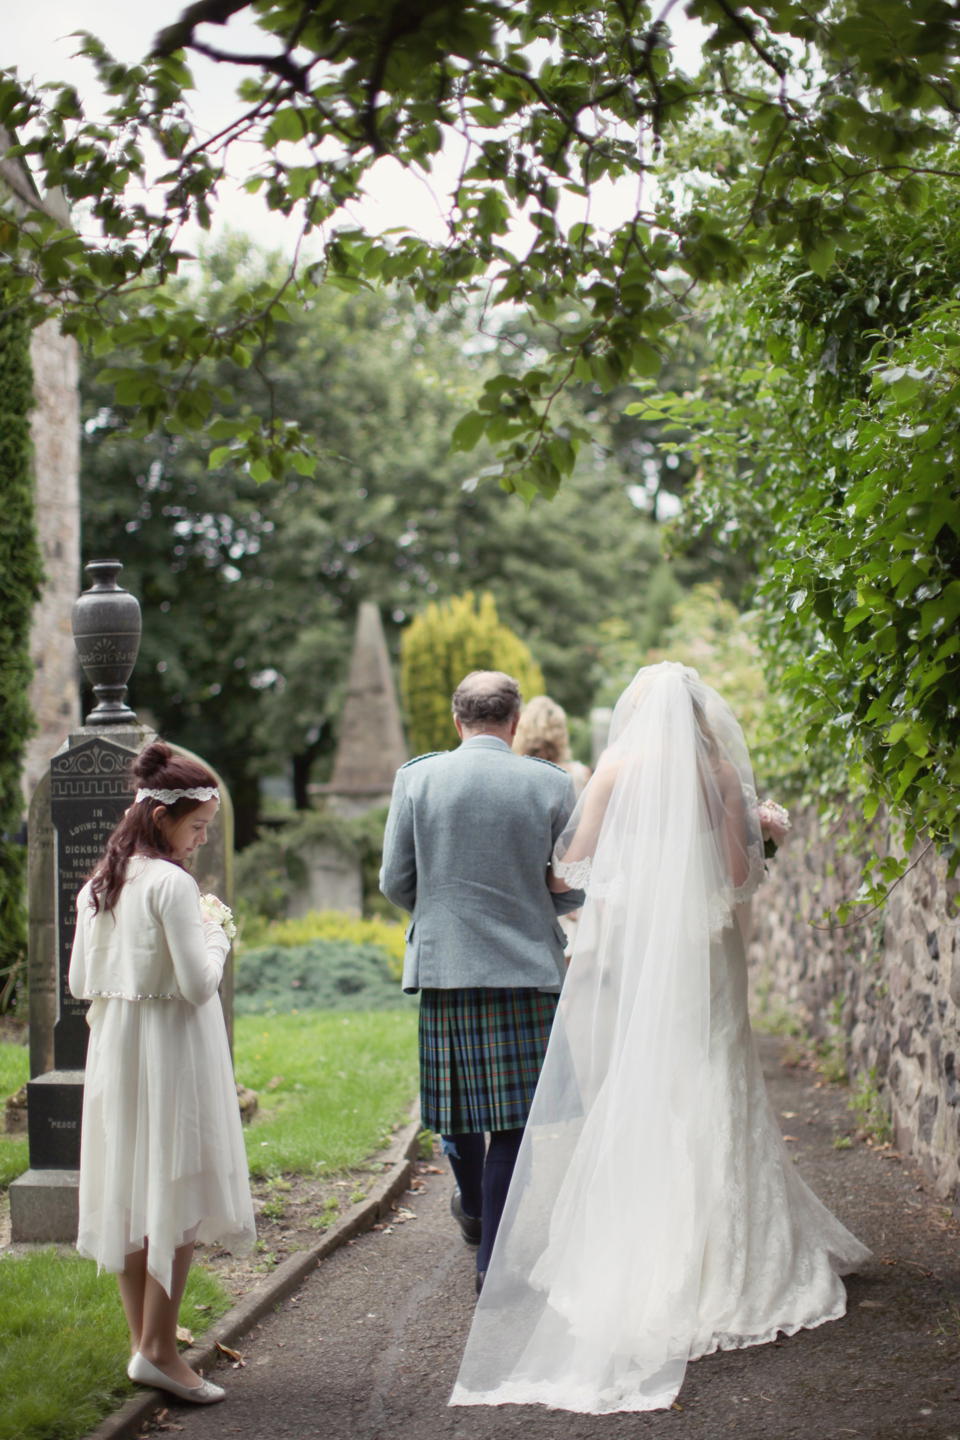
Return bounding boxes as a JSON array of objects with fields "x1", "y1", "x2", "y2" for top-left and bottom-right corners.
[{"x1": 312, "y1": 602, "x2": 407, "y2": 817}]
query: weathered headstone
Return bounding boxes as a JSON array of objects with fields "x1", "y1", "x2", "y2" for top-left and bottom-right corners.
[
  {"x1": 26, "y1": 721, "x2": 153, "y2": 1080},
  {"x1": 50, "y1": 735, "x2": 137, "y2": 1070},
  {"x1": 11, "y1": 561, "x2": 235, "y2": 1242},
  {"x1": 287, "y1": 841, "x2": 363, "y2": 918},
  {"x1": 311, "y1": 602, "x2": 407, "y2": 818}
]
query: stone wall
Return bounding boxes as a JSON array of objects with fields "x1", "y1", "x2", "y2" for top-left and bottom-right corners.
[{"x1": 748, "y1": 810, "x2": 960, "y2": 1208}]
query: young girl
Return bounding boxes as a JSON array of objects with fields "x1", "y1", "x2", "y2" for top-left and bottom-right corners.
[{"x1": 69, "y1": 742, "x2": 256, "y2": 1405}]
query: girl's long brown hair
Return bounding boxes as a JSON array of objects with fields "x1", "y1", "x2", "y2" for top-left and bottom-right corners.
[{"x1": 88, "y1": 741, "x2": 218, "y2": 915}]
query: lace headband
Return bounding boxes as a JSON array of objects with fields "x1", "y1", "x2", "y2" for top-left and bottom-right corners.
[{"x1": 136, "y1": 786, "x2": 219, "y2": 805}]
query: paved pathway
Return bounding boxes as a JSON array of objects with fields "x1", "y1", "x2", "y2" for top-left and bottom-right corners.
[{"x1": 148, "y1": 1039, "x2": 960, "y2": 1440}]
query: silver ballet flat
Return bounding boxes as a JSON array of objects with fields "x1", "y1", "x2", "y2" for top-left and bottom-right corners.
[{"x1": 127, "y1": 1351, "x2": 226, "y2": 1404}]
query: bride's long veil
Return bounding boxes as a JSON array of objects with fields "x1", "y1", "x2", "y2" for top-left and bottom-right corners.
[{"x1": 451, "y1": 662, "x2": 764, "y2": 1414}]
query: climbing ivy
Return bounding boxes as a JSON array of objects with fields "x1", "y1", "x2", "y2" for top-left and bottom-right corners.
[
  {"x1": 629, "y1": 162, "x2": 960, "y2": 912},
  {"x1": 0, "y1": 307, "x2": 43, "y2": 1009}
]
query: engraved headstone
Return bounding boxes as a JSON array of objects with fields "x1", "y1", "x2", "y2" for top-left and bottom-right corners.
[{"x1": 50, "y1": 735, "x2": 136, "y2": 1070}]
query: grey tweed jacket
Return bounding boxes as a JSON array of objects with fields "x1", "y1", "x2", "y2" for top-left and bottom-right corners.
[{"x1": 379, "y1": 735, "x2": 585, "y2": 994}]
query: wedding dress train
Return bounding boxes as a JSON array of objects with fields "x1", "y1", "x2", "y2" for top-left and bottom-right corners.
[{"x1": 451, "y1": 664, "x2": 869, "y2": 1414}]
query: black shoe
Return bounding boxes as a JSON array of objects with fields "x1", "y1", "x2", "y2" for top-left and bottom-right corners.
[
  {"x1": 451, "y1": 1188, "x2": 482, "y2": 1245},
  {"x1": 476, "y1": 1269, "x2": 486, "y2": 1296}
]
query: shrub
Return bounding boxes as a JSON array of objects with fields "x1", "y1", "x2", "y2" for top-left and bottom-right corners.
[
  {"x1": 234, "y1": 939, "x2": 415, "y2": 1014},
  {"x1": 242, "y1": 908, "x2": 405, "y2": 970},
  {"x1": 401, "y1": 591, "x2": 544, "y2": 755}
]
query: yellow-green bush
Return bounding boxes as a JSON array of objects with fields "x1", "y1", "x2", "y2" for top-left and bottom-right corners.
[
  {"x1": 238, "y1": 907, "x2": 406, "y2": 974},
  {"x1": 401, "y1": 591, "x2": 544, "y2": 755}
]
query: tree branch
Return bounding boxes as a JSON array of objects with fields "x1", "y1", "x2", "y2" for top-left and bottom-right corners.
[{"x1": 152, "y1": 0, "x2": 252, "y2": 58}]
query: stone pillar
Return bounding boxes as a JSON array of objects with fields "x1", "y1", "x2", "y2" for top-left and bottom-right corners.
[
  {"x1": 22, "y1": 319, "x2": 82, "y2": 804},
  {"x1": 311, "y1": 602, "x2": 407, "y2": 817}
]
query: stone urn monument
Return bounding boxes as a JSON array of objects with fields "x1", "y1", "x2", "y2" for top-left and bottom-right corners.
[
  {"x1": 70, "y1": 559, "x2": 142, "y2": 725},
  {"x1": 11, "y1": 563, "x2": 235, "y2": 1244}
]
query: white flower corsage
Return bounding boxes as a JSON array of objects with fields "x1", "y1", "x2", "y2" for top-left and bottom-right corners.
[{"x1": 199, "y1": 892, "x2": 237, "y2": 941}]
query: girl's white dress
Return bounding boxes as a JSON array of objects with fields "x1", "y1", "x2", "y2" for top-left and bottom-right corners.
[{"x1": 69, "y1": 856, "x2": 256, "y2": 1295}]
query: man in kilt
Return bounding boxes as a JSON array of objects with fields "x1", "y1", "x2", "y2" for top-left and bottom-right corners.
[{"x1": 380, "y1": 670, "x2": 584, "y2": 1292}]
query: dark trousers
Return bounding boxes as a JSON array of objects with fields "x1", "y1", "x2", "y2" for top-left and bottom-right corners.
[{"x1": 442, "y1": 1128, "x2": 524, "y2": 1273}]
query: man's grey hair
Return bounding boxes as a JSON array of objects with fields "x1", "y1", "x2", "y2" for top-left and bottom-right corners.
[{"x1": 452, "y1": 671, "x2": 523, "y2": 728}]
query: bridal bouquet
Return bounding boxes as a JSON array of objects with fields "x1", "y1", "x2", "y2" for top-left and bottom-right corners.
[
  {"x1": 758, "y1": 800, "x2": 791, "y2": 860},
  {"x1": 199, "y1": 892, "x2": 237, "y2": 941}
]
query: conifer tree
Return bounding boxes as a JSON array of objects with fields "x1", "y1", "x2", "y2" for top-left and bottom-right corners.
[{"x1": 401, "y1": 593, "x2": 543, "y2": 756}]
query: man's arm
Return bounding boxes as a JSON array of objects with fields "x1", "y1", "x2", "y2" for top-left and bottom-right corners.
[
  {"x1": 379, "y1": 770, "x2": 418, "y2": 913},
  {"x1": 550, "y1": 774, "x2": 585, "y2": 915}
]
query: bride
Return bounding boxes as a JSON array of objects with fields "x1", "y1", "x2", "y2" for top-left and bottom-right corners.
[{"x1": 451, "y1": 662, "x2": 870, "y2": 1415}]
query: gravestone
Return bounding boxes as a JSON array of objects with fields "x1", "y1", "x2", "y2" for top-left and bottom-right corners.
[
  {"x1": 51, "y1": 735, "x2": 137, "y2": 1071},
  {"x1": 11, "y1": 561, "x2": 235, "y2": 1243},
  {"x1": 287, "y1": 841, "x2": 363, "y2": 919},
  {"x1": 25, "y1": 722, "x2": 154, "y2": 1080}
]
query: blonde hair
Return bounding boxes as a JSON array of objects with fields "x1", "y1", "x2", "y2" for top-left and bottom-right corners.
[{"x1": 513, "y1": 695, "x2": 572, "y2": 764}]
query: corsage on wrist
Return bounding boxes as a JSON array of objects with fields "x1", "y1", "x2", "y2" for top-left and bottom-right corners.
[{"x1": 199, "y1": 892, "x2": 237, "y2": 941}]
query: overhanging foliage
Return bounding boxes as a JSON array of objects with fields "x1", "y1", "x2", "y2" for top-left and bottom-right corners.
[
  {"x1": 3, "y1": 1, "x2": 960, "y2": 498},
  {"x1": 629, "y1": 161, "x2": 960, "y2": 907}
]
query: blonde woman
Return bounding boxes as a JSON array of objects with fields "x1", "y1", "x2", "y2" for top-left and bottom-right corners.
[{"x1": 513, "y1": 695, "x2": 591, "y2": 799}]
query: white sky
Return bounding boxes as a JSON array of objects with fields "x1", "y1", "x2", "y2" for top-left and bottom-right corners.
[{"x1": 4, "y1": 2, "x2": 708, "y2": 260}]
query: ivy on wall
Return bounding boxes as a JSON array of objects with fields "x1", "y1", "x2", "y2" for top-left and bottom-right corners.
[{"x1": 0, "y1": 307, "x2": 43, "y2": 1010}]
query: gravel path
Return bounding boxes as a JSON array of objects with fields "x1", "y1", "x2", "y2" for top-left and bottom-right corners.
[{"x1": 143, "y1": 1037, "x2": 960, "y2": 1440}]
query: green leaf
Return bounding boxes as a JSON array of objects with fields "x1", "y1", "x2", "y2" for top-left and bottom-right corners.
[
  {"x1": 805, "y1": 235, "x2": 837, "y2": 279},
  {"x1": 450, "y1": 410, "x2": 487, "y2": 453}
]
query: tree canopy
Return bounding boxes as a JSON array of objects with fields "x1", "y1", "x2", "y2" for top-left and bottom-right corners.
[
  {"x1": 4, "y1": 1, "x2": 960, "y2": 498},
  {"x1": 6, "y1": 0, "x2": 960, "y2": 895},
  {"x1": 80, "y1": 241, "x2": 671, "y2": 841}
]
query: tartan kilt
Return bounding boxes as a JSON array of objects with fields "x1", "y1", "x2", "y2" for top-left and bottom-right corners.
[{"x1": 418, "y1": 986, "x2": 559, "y2": 1135}]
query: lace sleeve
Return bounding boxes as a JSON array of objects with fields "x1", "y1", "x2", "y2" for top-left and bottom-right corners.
[
  {"x1": 730, "y1": 843, "x2": 766, "y2": 906},
  {"x1": 550, "y1": 853, "x2": 593, "y2": 891}
]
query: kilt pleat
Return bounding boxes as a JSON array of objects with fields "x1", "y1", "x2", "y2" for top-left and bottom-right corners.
[{"x1": 419, "y1": 986, "x2": 558, "y2": 1134}]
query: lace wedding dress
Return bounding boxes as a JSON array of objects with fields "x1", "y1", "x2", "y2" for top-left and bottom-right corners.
[{"x1": 451, "y1": 664, "x2": 870, "y2": 1415}]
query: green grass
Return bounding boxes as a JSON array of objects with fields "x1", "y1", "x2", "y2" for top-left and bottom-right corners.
[
  {"x1": 0, "y1": 1012, "x2": 417, "y2": 1440},
  {"x1": 235, "y1": 1010, "x2": 419, "y2": 1179},
  {"x1": 0, "y1": 1250, "x2": 229, "y2": 1440},
  {"x1": 0, "y1": 1040, "x2": 28, "y2": 1187}
]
